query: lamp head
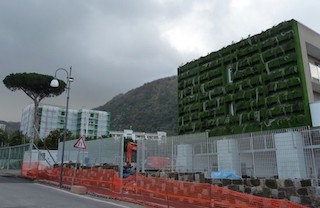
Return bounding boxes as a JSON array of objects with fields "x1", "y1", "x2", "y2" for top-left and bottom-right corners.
[{"x1": 50, "y1": 79, "x2": 59, "y2": 87}]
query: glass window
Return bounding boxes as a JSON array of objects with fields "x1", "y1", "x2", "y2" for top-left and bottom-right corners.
[
  {"x1": 229, "y1": 103, "x2": 235, "y2": 116},
  {"x1": 310, "y1": 62, "x2": 320, "y2": 81},
  {"x1": 227, "y1": 67, "x2": 233, "y2": 83}
]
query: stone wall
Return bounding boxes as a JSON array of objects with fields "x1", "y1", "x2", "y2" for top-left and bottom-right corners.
[
  {"x1": 142, "y1": 172, "x2": 320, "y2": 207},
  {"x1": 210, "y1": 178, "x2": 319, "y2": 207}
]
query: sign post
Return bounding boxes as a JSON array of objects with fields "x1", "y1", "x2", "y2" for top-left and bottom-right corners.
[{"x1": 72, "y1": 136, "x2": 87, "y2": 185}]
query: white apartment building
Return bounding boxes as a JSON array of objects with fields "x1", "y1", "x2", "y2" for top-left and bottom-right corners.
[
  {"x1": 109, "y1": 129, "x2": 167, "y2": 140},
  {"x1": 20, "y1": 104, "x2": 111, "y2": 139}
]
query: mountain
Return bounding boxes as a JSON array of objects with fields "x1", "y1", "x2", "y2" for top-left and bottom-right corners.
[{"x1": 95, "y1": 76, "x2": 178, "y2": 135}]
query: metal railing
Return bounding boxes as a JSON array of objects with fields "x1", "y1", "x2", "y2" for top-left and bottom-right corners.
[{"x1": 136, "y1": 126, "x2": 320, "y2": 183}]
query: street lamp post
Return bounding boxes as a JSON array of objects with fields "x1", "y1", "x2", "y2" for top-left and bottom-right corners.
[{"x1": 50, "y1": 67, "x2": 73, "y2": 188}]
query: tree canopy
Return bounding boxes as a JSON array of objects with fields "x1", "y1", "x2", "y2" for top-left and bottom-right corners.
[
  {"x1": 38, "y1": 129, "x2": 73, "y2": 149},
  {"x1": 3, "y1": 72, "x2": 67, "y2": 143},
  {"x1": 0, "y1": 129, "x2": 26, "y2": 147},
  {"x1": 3, "y1": 72, "x2": 66, "y2": 101}
]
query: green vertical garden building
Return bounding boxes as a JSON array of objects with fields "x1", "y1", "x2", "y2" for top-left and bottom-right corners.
[{"x1": 177, "y1": 19, "x2": 320, "y2": 136}]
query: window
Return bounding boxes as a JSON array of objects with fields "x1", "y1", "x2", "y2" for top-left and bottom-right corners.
[
  {"x1": 310, "y1": 62, "x2": 320, "y2": 81},
  {"x1": 229, "y1": 103, "x2": 235, "y2": 116},
  {"x1": 227, "y1": 66, "x2": 234, "y2": 83}
]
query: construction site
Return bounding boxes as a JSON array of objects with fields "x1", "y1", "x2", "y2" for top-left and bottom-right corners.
[
  {"x1": 0, "y1": 127, "x2": 313, "y2": 207},
  {"x1": 3, "y1": 19, "x2": 320, "y2": 207}
]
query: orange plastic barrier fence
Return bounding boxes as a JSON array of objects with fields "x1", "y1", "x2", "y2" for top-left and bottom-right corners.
[{"x1": 21, "y1": 164, "x2": 307, "y2": 208}]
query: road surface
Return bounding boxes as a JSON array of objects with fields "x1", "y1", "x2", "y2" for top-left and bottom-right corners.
[{"x1": 0, "y1": 175, "x2": 145, "y2": 208}]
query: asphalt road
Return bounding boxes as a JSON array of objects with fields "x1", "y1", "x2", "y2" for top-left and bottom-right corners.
[{"x1": 0, "y1": 175, "x2": 145, "y2": 208}]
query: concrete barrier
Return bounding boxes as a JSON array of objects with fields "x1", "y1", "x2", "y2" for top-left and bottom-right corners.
[{"x1": 70, "y1": 185, "x2": 87, "y2": 195}]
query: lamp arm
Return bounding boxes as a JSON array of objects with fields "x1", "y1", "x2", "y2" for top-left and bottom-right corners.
[{"x1": 54, "y1": 67, "x2": 72, "y2": 79}]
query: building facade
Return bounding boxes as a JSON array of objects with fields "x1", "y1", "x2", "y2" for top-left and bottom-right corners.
[
  {"x1": 178, "y1": 19, "x2": 320, "y2": 136},
  {"x1": 109, "y1": 129, "x2": 167, "y2": 140},
  {"x1": 20, "y1": 104, "x2": 111, "y2": 139}
]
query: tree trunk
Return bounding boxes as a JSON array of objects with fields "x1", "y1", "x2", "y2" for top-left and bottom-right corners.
[{"x1": 33, "y1": 100, "x2": 40, "y2": 145}]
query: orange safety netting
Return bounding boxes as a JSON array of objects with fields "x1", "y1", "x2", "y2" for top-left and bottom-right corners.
[{"x1": 21, "y1": 163, "x2": 307, "y2": 208}]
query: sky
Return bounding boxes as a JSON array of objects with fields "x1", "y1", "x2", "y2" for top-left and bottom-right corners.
[{"x1": 1, "y1": 0, "x2": 320, "y2": 122}]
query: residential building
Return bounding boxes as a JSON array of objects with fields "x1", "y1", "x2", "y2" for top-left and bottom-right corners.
[
  {"x1": 177, "y1": 19, "x2": 320, "y2": 136},
  {"x1": 109, "y1": 129, "x2": 167, "y2": 140},
  {"x1": 20, "y1": 104, "x2": 110, "y2": 139}
]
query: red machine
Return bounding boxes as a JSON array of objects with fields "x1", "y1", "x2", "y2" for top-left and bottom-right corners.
[
  {"x1": 126, "y1": 142, "x2": 137, "y2": 163},
  {"x1": 126, "y1": 142, "x2": 171, "y2": 169}
]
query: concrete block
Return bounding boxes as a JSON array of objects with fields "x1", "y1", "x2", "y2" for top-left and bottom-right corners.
[
  {"x1": 289, "y1": 196, "x2": 301, "y2": 204},
  {"x1": 70, "y1": 185, "x2": 87, "y2": 195},
  {"x1": 297, "y1": 187, "x2": 308, "y2": 196},
  {"x1": 300, "y1": 196, "x2": 312, "y2": 206},
  {"x1": 271, "y1": 189, "x2": 278, "y2": 198},
  {"x1": 315, "y1": 186, "x2": 320, "y2": 197}
]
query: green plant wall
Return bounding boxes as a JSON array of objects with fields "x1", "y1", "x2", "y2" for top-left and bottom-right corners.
[{"x1": 177, "y1": 19, "x2": 311, "y2": 136}]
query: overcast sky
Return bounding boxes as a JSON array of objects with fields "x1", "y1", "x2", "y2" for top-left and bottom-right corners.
[{"x1": 1, "y1": 0, "x2": 319, "y2": 122}]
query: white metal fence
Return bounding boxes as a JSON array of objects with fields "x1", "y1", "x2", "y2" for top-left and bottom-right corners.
[
  {"x1": 57, "y1": 137, "x2": 122, "y2": 166},
  {"x1": 136, "y1": 126, "x2": 320, "y2": 182},
  {"x1": 55, "y1": 126, "x2": 320, "y2": 182}
]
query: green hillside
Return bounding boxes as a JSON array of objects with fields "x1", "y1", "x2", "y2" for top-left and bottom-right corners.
[{"x1": 95, "y1": 76, "x2": 178, "y2": 135}]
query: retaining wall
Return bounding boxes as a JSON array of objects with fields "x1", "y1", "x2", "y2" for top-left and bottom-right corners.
[{"x1": 142, "y1": 172, "x2": 320, "y2": 207}]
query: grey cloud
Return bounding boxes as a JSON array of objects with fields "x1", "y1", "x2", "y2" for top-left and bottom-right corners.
[{"x1": 1, "y1": 0, "x2": 320, "y2": 122}]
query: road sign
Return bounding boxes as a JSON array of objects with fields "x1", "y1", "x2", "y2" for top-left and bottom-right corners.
[{"x1": 74, "y1": 136, "x2": 87, "y2": 150}]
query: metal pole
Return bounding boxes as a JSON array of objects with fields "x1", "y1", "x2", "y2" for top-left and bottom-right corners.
[
  {"x1": 119, "y1": 134, "x2": 124, "y2": 179},
  {"x1": 307, "y1": 126, "x2": 317, "y2": 183},
  {"x1": 72, "y1": 149, "x2": 80, "y2": 186},
  {"x1": 29, "y1": 137, "x2": 33, "y2": 169},
  {"x1": 7, "y1": 147, "x2": 11, "y2": 170},
  {"x1": 52, "y1": 67, "x2": 73, "y2": 189},
  {"x1": 251, "y1": 133, "x2": 256, "y2": 177},
  {"x1": 119, "y1": 134, "x2": 124, "y2": 194},
  {"x1": 171, "y1": 137, "x2": 174, "y2": 172},
  {"x1": 136, "y1": 139, "x2": 140, "y2": 173},
  {"x1": 99, "y1": 137, "x2": 101, "y2": 164},
  {"x1": 142, "y1": 138, "x2": 145, "y2": 172},
  {"x1": 206, "y1": 132, "x2": 210, "y2": 178}
]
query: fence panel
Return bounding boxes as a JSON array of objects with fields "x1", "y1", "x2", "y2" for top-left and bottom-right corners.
[
  {"x1": 26, "y1": 167, "x2": 306, "y2": 208},
  {"x1": 137, "y1": 127, "x2": 320, "y2": 182},
  {"x1": 0, "y1": 144, "x2": 30, "y2": 170},
  {"x1": 57, "y1": 138, "x2": 121, "y2": 167}
]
